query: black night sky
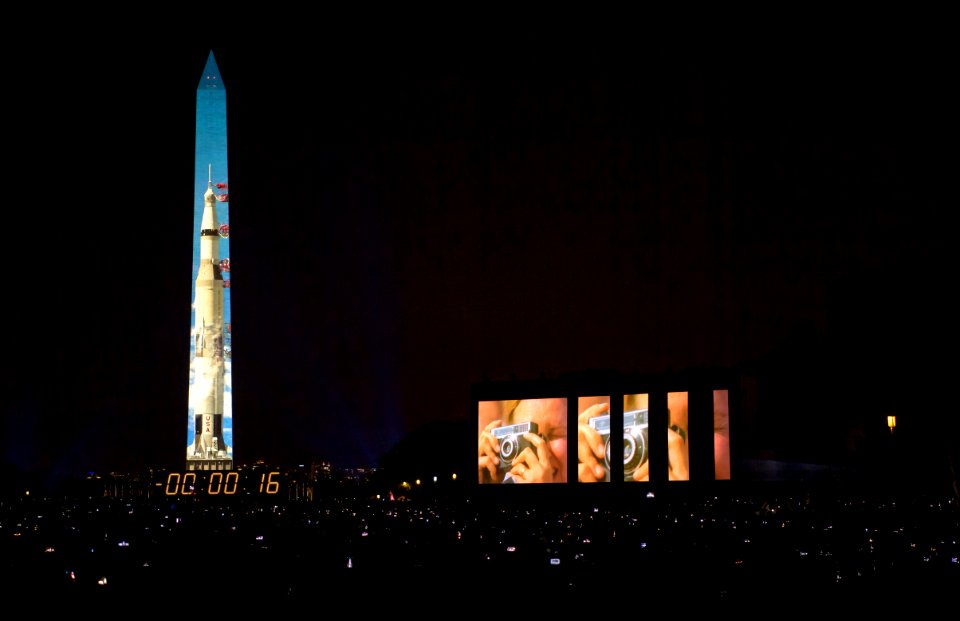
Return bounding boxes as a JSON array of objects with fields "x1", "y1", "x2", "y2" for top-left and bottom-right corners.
[{"x1": 3, "y1": 23, "x2": 954, "y2": 481}]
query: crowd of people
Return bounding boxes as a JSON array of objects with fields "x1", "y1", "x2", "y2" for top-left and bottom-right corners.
[{"x1": 3, "y1": 485, "x2": 956, "y2": 604}]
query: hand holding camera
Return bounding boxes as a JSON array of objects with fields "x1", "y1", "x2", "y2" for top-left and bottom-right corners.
[
  {"x1": 478, "y1": 418, "x2": 505, "y2": 483},
  {"x1": 493, "y1": 421, "x2": 540, "y2": 475},
  {"x1": 493, "y1": 422, "x2": 561, "y2": 483},
  {"x1": 479, "y1": 399, "x2": 567, "y2": 484},
  {"x1": 577, "y1": 402, "x2": 610, "y2": 482},
  {"x1": 587, "y1": 409, "x2": 649, "y2": 482}
]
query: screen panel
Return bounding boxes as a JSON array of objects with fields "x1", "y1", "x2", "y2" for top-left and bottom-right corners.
[
  {"x1": 577, "y1": 396, "x2": 611, "y2": 482},
  {"x1": 478, "y1": 398, "x2": 568, "y2": 484},
  {"x1": 667, "y1": 391, "x2": 689, "y2": 481},
  {"x1": 622, "y1": 393, "x2": 649, "y2": 482},
  {"x1": 713, "y1": 389, "x2": 731, "y2": 480}
]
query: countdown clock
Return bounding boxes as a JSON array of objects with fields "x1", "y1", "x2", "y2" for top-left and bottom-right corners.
[{"x1": 161, "y1": 470, "x2": 283, "y2": 497}]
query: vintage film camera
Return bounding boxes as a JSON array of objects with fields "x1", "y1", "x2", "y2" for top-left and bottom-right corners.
[
  {"x1": 589, "y1": 409, "x2": 649, "y2": 481},
  {"x1": 492, "y1": 421, "x2": 541, "y2": 478}
]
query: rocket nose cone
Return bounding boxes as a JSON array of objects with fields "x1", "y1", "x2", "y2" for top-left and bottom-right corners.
[{"x1": 204, "y1": 186, "x2": 218, "y2": 205}]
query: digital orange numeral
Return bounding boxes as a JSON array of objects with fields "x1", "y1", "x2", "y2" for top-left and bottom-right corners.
[
  {"x1": 259, "y1": 472, "x2": 280, "y2": 494},
  {"x1": 224, "y1": 472, "x2": 238, "y2": 495},
  {"x1": 181, "y1": 473, "x2": 196, "y2": 495},
  {"x1": 208, "y1": 472, "x2": 223, "y2": 495},
  {"x1": 165, "y1": 473, "x2": 180, "y2": 496},
  {"x1": 265, "y1": 472, "x2": 279, "y2": 494}
]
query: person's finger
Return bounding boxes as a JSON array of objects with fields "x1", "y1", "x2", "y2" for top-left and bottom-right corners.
[
  {"x1": 478, "y1": 455, "x2": 497, "y2": 482},
  {"x1": 523, "y1": 432, "x2": 551, "y2": 466},
  {"x1": 578, "y1": 463, "x2": 600, "y2": 483},
  {"x1": 632, "y1": 459, "x2": 649, "y2": 482},
  {"x1": 514, "y1": 447, "x2": 538, "y2": 470},
  {"x1": 479, "y1": 440, "x2": 500, "y2": 466},
  {"x1": 578, "y1": 402, "x2": 609, "y2": 425},
  {"x1": 484, "y1": 419, "x2": 504, "y2": 432},
  {"x1": 579, "y1": 424, "x2": 605, "y2": 461},
  {"x1": 481, "y1": 431, "x2": 500, "y2": 455},
  {"x1": 591, "y1": 461, "x2": 606, "y2": 480},
  {"x1": 577, "y1": 403, "x2": 610, "y2": 425},
  {"x1": 577, "y1": 431, "x2": 598, "y2": 465},
  {"x1": 577, "y1": 431, "x2": 605, "y2": 479},
  {"x1": 508, "y1": 460, "x2": 530, "y2": 482},
  {"x1": 477, "y1": 455, "x2": 497, "y2": 483},
  {"x1": 513, "y1": 447, "x2": 549, "y2": 482},
  {"x1": 483, "y1": 432, "x2": 501, "y2": 458}
]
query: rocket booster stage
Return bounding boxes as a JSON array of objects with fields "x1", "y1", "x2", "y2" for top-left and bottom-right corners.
[{"x1": 191, "y1": 174, "x2": 229, "y2": 463}]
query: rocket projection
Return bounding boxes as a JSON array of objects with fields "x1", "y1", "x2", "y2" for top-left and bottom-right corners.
[{"x1": 187, "y1": 51, "x2": 233, "y2": 471}]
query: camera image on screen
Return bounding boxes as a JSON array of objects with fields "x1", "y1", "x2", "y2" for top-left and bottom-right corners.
[
  {"x1": 492, "y1": 421, "x2": 541, "y2": 476},
  {"x1": 589, "y1": 409, "x2": 649, "y2": 481}
]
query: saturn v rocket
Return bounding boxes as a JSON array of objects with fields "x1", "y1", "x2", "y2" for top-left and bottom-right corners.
[
  {"x1": 187, "y1": 51, "x2": 232, "y2": 471},
  {"x1": 189, "y1": 174, "x2": 229, "y2": 466}
]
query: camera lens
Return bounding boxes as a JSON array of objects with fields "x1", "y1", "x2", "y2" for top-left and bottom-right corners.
[
  {"x1": 624, "y1": 434, "x2": 639, "y2": 471},
  {"x1": 500, "y1": 438, "x2": 516, "y2": 462}
]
